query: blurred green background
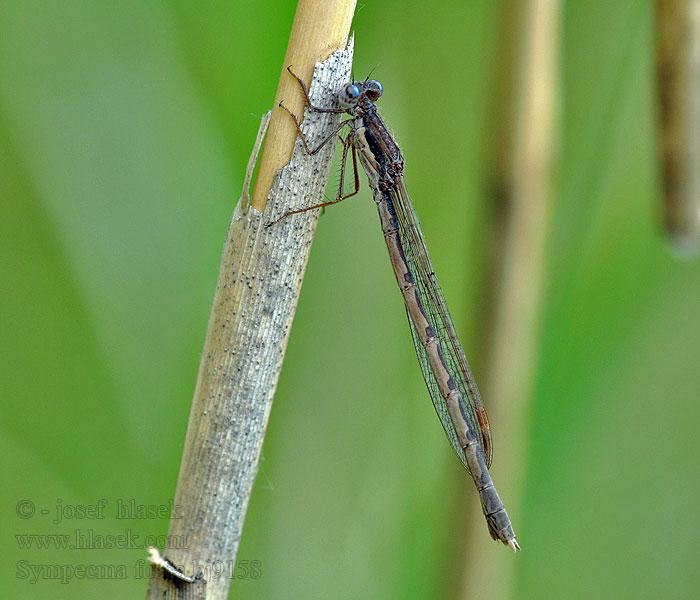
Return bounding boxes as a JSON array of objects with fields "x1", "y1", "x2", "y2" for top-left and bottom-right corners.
[{"x1": 2, "y1": 1, "x2": 699, "y2": 598}]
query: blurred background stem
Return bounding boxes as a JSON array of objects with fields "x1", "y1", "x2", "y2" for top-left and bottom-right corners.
[
  {"x1": 655, "y1": 0, "x2": 700, "y2": 254},
  {"x1": 458, "y1": 1, "x2": 560, "y2": 597}
]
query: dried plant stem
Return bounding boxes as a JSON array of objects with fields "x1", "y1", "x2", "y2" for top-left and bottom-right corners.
[
  {"x1": 251, "y1": 0, "x2": 358, "y2": 212},
  {"x1": 144, "y1": 16, "x2": 354, "y2": 600}
]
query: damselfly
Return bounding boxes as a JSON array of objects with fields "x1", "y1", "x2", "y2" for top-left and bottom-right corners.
[{"x1": 271, "y1": 67, "x2": 519, "y2": 550}]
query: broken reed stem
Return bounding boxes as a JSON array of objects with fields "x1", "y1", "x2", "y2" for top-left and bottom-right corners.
[{"x1": 145, "y1": 34, "x2": 354, "y2": 600}]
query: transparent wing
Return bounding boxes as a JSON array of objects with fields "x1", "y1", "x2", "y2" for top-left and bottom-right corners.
[{"x1": 390, "y1": 176, "x2": 493, "y2": 470}]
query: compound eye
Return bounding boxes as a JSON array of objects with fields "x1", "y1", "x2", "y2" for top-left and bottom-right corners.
[
  {"x1": 338, "y1": 83, "x2": 361, "y2": 107},
  {"x1": 365, "y1": 80, "x2": 383, "y2": 101}
]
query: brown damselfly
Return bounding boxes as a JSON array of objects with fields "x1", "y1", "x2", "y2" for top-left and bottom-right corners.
[{"x1": 270, "y1": 67, "x2": 519, "y2": 550}]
